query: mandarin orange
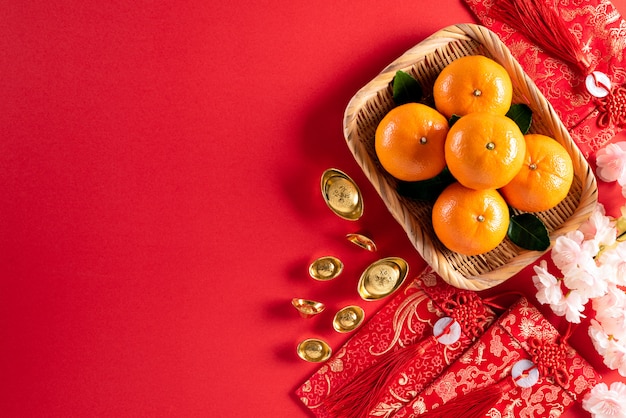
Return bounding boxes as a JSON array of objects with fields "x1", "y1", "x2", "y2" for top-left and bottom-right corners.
[
  {"x1": 500, "y1": 134, "x2": 574, "y2": 212},
  {"x1": 433, "y1": 55, "x2": 513, "y2": 118},
  {"x1": 432, "y1": 182, "x2": 510, "y2": 256},
  {"x1": 445, "y1": 112, "x2": 526, "y2": 190},
  {"x1": 375, "y1": 103, "x2": 449, "y2": 182}
]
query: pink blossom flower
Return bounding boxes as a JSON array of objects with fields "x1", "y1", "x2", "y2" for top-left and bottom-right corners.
[
  {"x1": 593, "y1": 285, "x2": 626, "y2": 318},
  {"x1": 579, "y1": 203, "x2": 616, "y2": 248},
  {"x1": 595, "y1": 141, "x2": 626, "y2": 184},
  {"x1": 583, "y1": 381, "x2": 626, "y2": 418},
  {"x1": 532, "y1": 260, "x2": 564, "y2": 306},
  {"x1": 601, "y1": 313, "x2": 626, "y2": 343},
  {"x1": 562, "y1": 263, "x2": 607, "y2": 299},
  {"x1": 596, "y1": 242, "x2": 626, "y2": 286},
  {"x1": 550, "y1": 227, "x2": 609, "y2": 300},
  {"x1": 594, "y1": 286, "x2": 626, "y2": 342},
  {"x1": 603, "y1": 338, "x2": 626, "y2": 377},
  {"x1": 552, "y1": 231, "x2": 598, "y2": 276},
  {"x1": 589, "y1": 319, "x2": 610, "y2": 357},
  {"x1": 551, "y1": 290, "x2": 587, "y2": 323}
]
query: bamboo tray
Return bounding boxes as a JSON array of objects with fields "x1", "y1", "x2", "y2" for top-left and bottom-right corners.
[{"x1": 343, "y1": 24, "x2": 598, "y2": 291}]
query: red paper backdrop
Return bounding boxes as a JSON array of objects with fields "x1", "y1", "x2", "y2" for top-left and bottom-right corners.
[{"x1": 1, "y1": 1, "x2": 625, "y2": 417}]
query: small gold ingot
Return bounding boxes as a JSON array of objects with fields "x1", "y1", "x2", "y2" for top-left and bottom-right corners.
[
  {"x1": 291, "y1": 298, "x2": 326, "y2": 318},
  {"x1": 346, "y1": 233, "x2": 377, "y2": 252},
  {"x1": 333, "y1": 305, "x2": 365, "y2": 333},
  {"x1": 358, "y1": 257, "x2": 409, "y2": 301},
  {"x1": 297, "y1": 338, "x2": 332, "y2": 362},
  {"x1": 321, "y1": 169, "x2": 363, "y2": 220},
  {"x1": 309, "y1": 256, "x2": 343, "y2": 281}
]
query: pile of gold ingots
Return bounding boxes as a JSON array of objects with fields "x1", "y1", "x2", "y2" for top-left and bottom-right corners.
[{"x1": 294, "y1": 168, "x2": 409, "y2": 363}]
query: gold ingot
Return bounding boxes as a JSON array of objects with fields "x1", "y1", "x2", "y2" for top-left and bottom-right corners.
[
  {"x1": 291, "y1": 298, "x2": 326, "y2": 318},
  {"x1": 333, "y1": 305, "x2": 365, "y2": 333},
  {"x1": 358, "y1": 257, "x2": 409, "y2": 301},
  {"x1": 321, "y1": 168, "x2": 363, "y2": 220},
  {"x1": 309, "y1": 256, "x2": 343, "y2": 281},
  {"x1": 297, "y1": 338, "x2": 332, "y2": 362},
  {"x1": 346, "y1": 233, "x2": 377, "y2": 252}
]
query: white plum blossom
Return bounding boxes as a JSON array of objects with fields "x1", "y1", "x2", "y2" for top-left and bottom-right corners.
[
  {"x1": 593, "y1": 285, "x2": 626, "y2": 318},
  {"x1": 532, "y1": 193, "x2": 626, "y2": 375},
  {"x1": 552, "y1": 230, "x2": 598, "y2": 276},
  {"x1": 550, "y1": 229, "x2": 607, "y2": 299},
  {"x1": 533, "y1": 140, "x2": 626, "y2": 377},
  {"x1": 532, "y1": 260, "x2": 564, "y2": 306},
  {"x1": 602, "y1": 339, "x2": 626, "y2": 377},
  {"x1": 551, "y1": 290, "x2": 587, "y2": 323},
  {"x1": 579, "y1": 203, "x2": 616, "y2": 249},
  {"x1": 595, "y1": 141, "x2": 626, "y2": 184},
  {"x1": 596, "y1": 241, "x2": 626, "y2": 286},
  {"x1": 561, "y1": 262, "x2": 607, "y2": 300},
  {"x1": 583, "y1": 381, "x2": 626, "y2": 418},
  {"x1": 596, "y1": 142, "x2": 626, "y2": 198},
  {"x1": 593, "y1": 286, "x2": 626, "y2": 342},
  {"x1": 589, "y1": 320, "x2": 626, "y2": 376},
  {"x1": 601, "y1": 312, "x2": 626, "y2": 343},
  {"x1": 589, "y1": 319, "x2": 610, "y2": 357}
]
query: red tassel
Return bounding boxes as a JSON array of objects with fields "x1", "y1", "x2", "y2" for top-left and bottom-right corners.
[
  {"x1": 491, "y1": 0, "x2": 591, "y2": 74},
  {"x1": 322, "y1": 336, "x2": 438, "y2": 418},
  {"x1": 418, "y1": 378, "x2": 514, "y2": 418}
]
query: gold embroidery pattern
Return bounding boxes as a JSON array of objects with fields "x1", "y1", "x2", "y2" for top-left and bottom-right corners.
[
  {"x1": 296, "y1": 267, "x2": 492, "y2": 416},
  {"x1": 393, "y1": 298, "x2": 601, "y2": 418}
]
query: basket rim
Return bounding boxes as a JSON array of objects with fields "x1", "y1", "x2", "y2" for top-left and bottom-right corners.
[{"x1": 343, "y1": 23, "x2": 598, "y2": 291}]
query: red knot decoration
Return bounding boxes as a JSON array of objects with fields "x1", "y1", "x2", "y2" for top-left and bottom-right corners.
[
  {"x1": 441, "y1": 292, "x2": 488, "y2": 339},
  {"x1": 597, "y1": 84, "x2": 626, "y2": 128},
  {"x1": 528, "y1": 336, "x2": 571, "y2": 387}
]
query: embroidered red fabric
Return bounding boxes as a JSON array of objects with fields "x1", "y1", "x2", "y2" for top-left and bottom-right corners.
[
  {"x1": 393, "y1": 297, "x2": 602, "y2": 418},
  {"x1": 295, "y1": 267, "x2": 496, "y2": 418}
]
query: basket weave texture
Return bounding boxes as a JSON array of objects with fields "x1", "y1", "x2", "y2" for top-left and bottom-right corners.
[{"x1": 343, "y1": 24, "x2": 598, "y2": 291}]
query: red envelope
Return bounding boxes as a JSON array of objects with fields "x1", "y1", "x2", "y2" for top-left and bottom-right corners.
[
  {"x1": 394, "y1": 297, "x2": 602, "y2": 418},
  {"x1": 295, "y1": 267, "x2": 497, "y2": 417}
]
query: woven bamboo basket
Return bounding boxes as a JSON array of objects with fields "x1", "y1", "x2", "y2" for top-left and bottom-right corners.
[{"x1": 343, "y1": 24, "x2": 598, "y2": 291}]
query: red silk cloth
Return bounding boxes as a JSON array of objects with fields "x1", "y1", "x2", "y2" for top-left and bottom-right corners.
[{"x1": 295, "y1": 267, "x2": 496, "y2": 417}]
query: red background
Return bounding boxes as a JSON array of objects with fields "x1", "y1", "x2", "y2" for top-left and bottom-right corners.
[{"x1": 1, "y1": 1, "x2": 625, "y2": 417}]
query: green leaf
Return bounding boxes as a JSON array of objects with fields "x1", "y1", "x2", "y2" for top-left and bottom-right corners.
[
  {"x1": 506, "y1": 103, "x2": 533, "y2": 134},
  {"x1": 397, "y1": 167, "x2": 455, "y2": 201},
  {"x1": 392, "y1": 70, "x2": 423, "y2": 105},
  {"x1": 507, "y1": 213, "x2": 550, "y2": 251},
  {"x1": 449, "y1": 114, "x2": 461, "y2": 127}
]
